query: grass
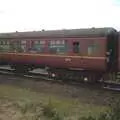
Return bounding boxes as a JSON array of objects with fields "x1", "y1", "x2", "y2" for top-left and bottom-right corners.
[{"x1": 0, "y1": 84, "x2": 108, "y2": 120}]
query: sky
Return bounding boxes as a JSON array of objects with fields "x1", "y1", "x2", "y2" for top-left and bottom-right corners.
[{"x1": 0, "y1": 0, "x2": 120, "y2": 32}]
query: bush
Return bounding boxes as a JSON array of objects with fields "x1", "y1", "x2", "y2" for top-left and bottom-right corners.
[
  {"x1": 42, "y1": 105, "x2": 63, "y2": 120},
  {"x1": 42, "y1": 103, "x2": 56, "y2": 118},
  {"x1": 42, "y1": 100, "x2": 63, "y2": 120}
]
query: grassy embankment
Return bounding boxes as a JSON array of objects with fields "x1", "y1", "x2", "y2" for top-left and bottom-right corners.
[{"x1": 0, "y1": 84, "x2": 109, "y2": 120}]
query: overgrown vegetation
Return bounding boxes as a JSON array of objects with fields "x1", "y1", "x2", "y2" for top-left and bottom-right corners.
[
  {"x1": 0, "y1": 84, "x2": 119, "y2": 120},
  {"x1": 78, "y1": 99, "x2": 120, "y2": 120},
  {"x1": 42, "y1": 99, "x2": 63, "y2": 120}
]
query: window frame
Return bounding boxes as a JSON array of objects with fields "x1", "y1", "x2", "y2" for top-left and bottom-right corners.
[{"x1": 49, "y1": 40, "x2": 67, "y2": 54}]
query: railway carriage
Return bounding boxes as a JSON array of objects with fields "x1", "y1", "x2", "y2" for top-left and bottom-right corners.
[
  {"x1": 118, "y1": 32, "x2": 120, "y2": 71},
  {"x1": 0, "y1": 28, "x2": 118, "y2": 82}
]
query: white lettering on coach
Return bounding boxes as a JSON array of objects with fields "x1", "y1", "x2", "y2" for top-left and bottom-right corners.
[{"x1": 65, "y1": 58, "x2": 71, "y2": 62}]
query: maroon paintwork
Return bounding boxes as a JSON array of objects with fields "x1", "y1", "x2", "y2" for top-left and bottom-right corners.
[
  {"x1": 118, "y1": 33, "x2": 120, "y2": 71},
  {"x1": 0, "y1": 37, "x2": 107, "y2": 71}
]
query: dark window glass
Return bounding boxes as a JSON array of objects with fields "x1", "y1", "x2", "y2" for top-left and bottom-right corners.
[
  {"x1": 73, "y1": 42, "x2": 80, "y2": 53},
  {"x1": 0, "y1": 41, "x2": 3, "y2": 45}
]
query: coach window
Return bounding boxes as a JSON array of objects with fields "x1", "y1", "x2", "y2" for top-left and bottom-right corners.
[
  {"x1": 0, "y1": 41, "x2": 2, "y2": 45},
  {"x1": 73, "y1": 42, "x2": 80, "y2": 53},
  {"x1": 9, "y1": 41, "x2": 21, "y2": 52},
  {"x1": 31, "y1": 40, "x2": 46, "y2": 53},
  {"x1": 0, "y1": 41, "x2": 4, "y2": 51},
  {"x1": 88, "y1": 44, "x2": 98, "y2": 56},
  {"x1": 0, "y1": 40, "x2": 10, "y2": 52},
  {"x1": 49, "y1": 40, "x2": 67, "y2": 54}
]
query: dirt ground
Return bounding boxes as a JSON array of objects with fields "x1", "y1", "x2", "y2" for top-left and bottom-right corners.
[
  {"x1": 0, "y1": 100, "x2": 21, "y2": 120},
  {"x1": 0, "y1": 74, "x2": 119, "y2": 105}
]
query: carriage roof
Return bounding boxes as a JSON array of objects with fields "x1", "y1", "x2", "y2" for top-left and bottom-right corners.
[{"x1": 0, "y1": 27, "x2": 117, "y2": 39}]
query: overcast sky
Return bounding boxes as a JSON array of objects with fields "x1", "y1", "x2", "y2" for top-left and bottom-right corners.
[{"x1": 0, "y1": 0, "x2": 120, "y2": 32}]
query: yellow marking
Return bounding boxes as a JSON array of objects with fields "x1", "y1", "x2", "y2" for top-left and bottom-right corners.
[{"x1": 0, "y1": 52, "x2": 106, "y2": 60}]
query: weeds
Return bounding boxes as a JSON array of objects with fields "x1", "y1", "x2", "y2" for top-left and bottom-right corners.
[
  {"x1": 42, "y1": 99, "x2": 63, "y2": 120},
  {"x1": 78, "y1": 116, "x2": 96, "y2": 120},
  {"x1": 78, "y1": 98, "x2": 120, "y2": 120}
]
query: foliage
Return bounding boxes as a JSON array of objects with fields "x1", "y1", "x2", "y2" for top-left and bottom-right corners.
[
  {"x1": 78, "y1": 98, "x2": 120, "y2": 120},
  {"x1": 42, "y1": 99, "x2": 63, "y2": 120},
  {"x1": 78, "y1": 116, "x2": 96, "y2": 120}
]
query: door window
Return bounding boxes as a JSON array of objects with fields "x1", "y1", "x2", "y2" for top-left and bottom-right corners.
[{"x1": 73, "y1": 42, "x2": 80, "y2": 53}]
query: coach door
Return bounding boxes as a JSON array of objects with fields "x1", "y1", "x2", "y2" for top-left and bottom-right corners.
[{"x1": 107, "y1": 31, "x2": 118, "y2": 71}]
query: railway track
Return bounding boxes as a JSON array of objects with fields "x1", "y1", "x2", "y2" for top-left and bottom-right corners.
[
  {"x1": 103, "y1": 82, "x2": 120, "y2": 91},
  {"x1": 0, "y1": 68, "x2": 54, "y2": 82},
  {"x1": 0, "y1": 67, "x2": 78, "y2": 86},
  {"x1": 0, "y1": 66, "x2": 120, "y2": 91}
]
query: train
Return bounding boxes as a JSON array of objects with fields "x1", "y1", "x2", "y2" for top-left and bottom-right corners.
[{"x1": 0, "y1": 27, "x2": 119, "y2": 82}]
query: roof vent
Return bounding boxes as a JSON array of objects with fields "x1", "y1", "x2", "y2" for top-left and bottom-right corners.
[
  {"x1": 42, "y1": 29, "x2": 45, "y2": 31},
  {"x1": 91, "y1": 27, "x2": 95, "y2": 29}
]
